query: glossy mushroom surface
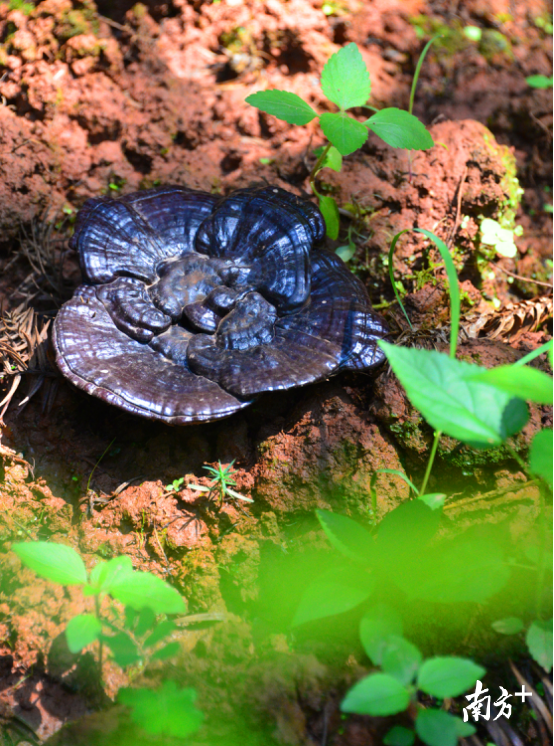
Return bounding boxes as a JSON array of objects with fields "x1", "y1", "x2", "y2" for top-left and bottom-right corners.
[{"x1": 53, "y1": 185, "x2": 388, "y2": 424}]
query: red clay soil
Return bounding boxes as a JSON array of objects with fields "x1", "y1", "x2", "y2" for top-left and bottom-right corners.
[{"x1": 0, "y1": 0, "x2": 552, "y2": 742}]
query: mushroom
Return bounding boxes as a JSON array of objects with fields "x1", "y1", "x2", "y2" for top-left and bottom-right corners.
[{"x1": 53, "y1": 185, "x2": 388, "y2": 424}]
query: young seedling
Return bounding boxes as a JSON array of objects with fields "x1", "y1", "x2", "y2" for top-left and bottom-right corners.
[
  {"x1": 189, "y1": 460, "x2": 254, "y2": 505},
  {"x1": 246, "y1": 42, "x2": 434, "y2": 239},
  {"x1": 12, "y1": 544, "x2": 186, "y2": 673}
]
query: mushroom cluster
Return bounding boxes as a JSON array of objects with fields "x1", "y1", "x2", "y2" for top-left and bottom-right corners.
[{"x1": 53, "y1": 185, "x2": 388, "y2": 424}]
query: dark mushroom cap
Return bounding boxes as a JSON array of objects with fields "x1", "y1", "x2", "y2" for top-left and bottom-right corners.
[{"x1": 53, "y1": 185, "x2": 388, "y2": 424}]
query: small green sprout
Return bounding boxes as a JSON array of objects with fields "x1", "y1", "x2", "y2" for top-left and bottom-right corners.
[
  {"x1": 526, "y1": 74, "x2": 554, "y2": 88},
  {"x1": 189, "y1": 460, "x2": 253, "y2": 505},
  {"x1": 246, "y1": 42, "x2": 434, "y2": 239},
  {"x1": 479, "y1": 217, "x2": 518, "y2": 258}
]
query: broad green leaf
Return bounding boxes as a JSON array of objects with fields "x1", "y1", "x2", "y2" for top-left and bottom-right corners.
[
  {"x1": 144, "y1": 620, "x2": 176, "y2": 648},
  {"x1": 526, "y1": 74, "x2": 553, "y2": 88},
  {"x1": 393, "y1": 536, "x2": 510, "y2": 603},
  {"x1": 65, "y1": 614, "x2": 102, "y2": 653},
  {"x1": 453, "y1": 717, "x2": 476, "y2": 737},
  {"x1": 89, "y1": 555, "x2": 134, "y2": 593},
  {"x1": 316, "y1": 509, "x2": 373, "y2": 562},
  {"x1": 492, "y1": 617, "x2": 524, "y2": 635},
  {"x1": 415, "y1": 710, "x2": 457, "y2": 746},
  {"x1": 320, "y1": 43, "x2": 371, "y2": 110},
  {"x1": 468, "y1": 365, "x2": 553, "y2": 405},
  {"x1": 526, "y1": 619, "x2": 553, "y2": 672},
  {"x1": 319, "y1": 112, "x2": 368, "y2": 156},
  {"x1": 13, "y1": 542, "x2": 88, "y2": 586},
  {"x1": 529, "y1": 429, "x2": 553, "y2": 487},
  {"x1": 119, "y1": 681, "x2": 204, "y2": 737},
  {"x1": 366, "y1": 108, "x2": 434, "y2": 150},
  {"x1": 134, "y1": 607, "x2": 156, "y2": 637},
  {"x1": 151, "y1": 641, "x2": 180, "y2": 661},
  {"x1": 418, "y1": 493, "x2": 446, "y2": 511},
  {"x1": 376, "y1": 500, "x2": 440, "y2": 560},
  {"x1": 335, "y1": 242, "x2": 356, "y2": 262},
  {"x1": 384, "y1": 725, "x2": 415, "y2": 746},
  {"x1": 318, "y1": 194, "x2": 340, "y2": 239},
  {"x1": 379, "y1": 343, "x2": 529, "y2": 448},
  {"x1": 360, "y1": 604, "x2": 403, "y2": 665},
  {"x1": 102, "y1": 632, "x2": 141, "y2": 667},
  {"x1": 245, "y1": 90, "x2": 317, "y2": 125},
  {"x1": 381, "y1": 635, "x2": 422, "y2": 685},
  {"x1": 292, "y1": 567, "x2": 374, "y2": 627},
  {"x1": 341, "y1": 673, "x2": 410, "y2": 716},
  {"x1": 417, "y1": 657, "x2": 485, "y2": 698},
  {"x1": 315, "y1": 144, "x2": 342, "y2": 171},
  {"x1": 110, "y1": 572, "x2": 187, "y2": 615}
]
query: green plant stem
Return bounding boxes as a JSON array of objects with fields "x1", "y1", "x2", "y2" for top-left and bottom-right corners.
[
  {"x1": 505, "y1": 441, "x2": 532, "y2": 478},
  {"x1": 309, "y1": 142, "x2": 332, "y2": 197},
  {"x1": 87, "y1": 437, "x2": 116, "y2": 493},
  {"x1": 387, "y1": 229, "x2": 414, "y2": 331},
  {"x1": 419, "y1": 430, "x2": 442, "y2": 496},
  {"x1": 535, "y1": 491, "x2": 547, "y2": 620},
  {"x1": 95, "y1": 596, "x2": 104, "y2": 682}
]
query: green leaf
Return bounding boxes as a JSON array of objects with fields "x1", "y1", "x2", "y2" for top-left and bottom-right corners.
[
  {"x1": 151, "y1": 641, "x2": 180, "y2": 661},
  {"x1": 292, "y1": 566, "x2": 374, "y2": 627},
  {"x1": 144, "y1": 620, "x2": 176, "y2": 648},
  {"x1": 335, "y1": 242, "x2": 356, "y2": 262},
  {"x1": 514, "y1": 339, "x2": 553, "y2": 367},
  {"x1": 415, "y1": 710, "x2": 458, "y2": 746},
  {"x1": 417, "y1": 657, "x2": 485, "y2": 698},
  {"x1": 320, "y1": 42, "x2": 371, "y2": 110},
  {"x1": 109, "y1": 572, "x2": 187, "y2": 615},
  {"x1": 384, "y1": 725, "x2": 415, "y2": 746},
  {"x1": 315, "y1": 144, "x2": 342, "y2": 171},
  {"x1": 529, "y1": 429, "x2": 553, "y2": 487},
  {"x1": 360, "y1": 604, "x2": 403, "y2": 665},
  {"x1": 526, "y1": 619, "x2": 553, "y2": 672},
  {"x1": 468, "y1": 365, "x2": 553, "y2": 405},
  {"x1": 381, "y1": 635, "x2": 422, "y2": 685},
  {"x1": 376, "y1": 500, "x2": 440, "y2": 560},
  {"x1": 318, "y1": 194, "x2": 340, "y2": 239},
  {"x1": 492, "y1": 617, "x2": 524, "y2": 635},
  {"x1": 453, "y1": 716, "x2": 476, "y2": 737},
  {"x1": 415, "y1": 229, "x2": 460, "y2": 358},
  {"x1": 372, "y1": 468, "x2": 418, "y2": 494},
  {"x1": 379, "y1": 343, "x2": 529, "y2": 448},
  {"x1": 366, "y1": 108, "x2": 434, "y2": 150},
  {"x1": 393, "y1": 536, "x2": 510, "y2": 603},
  {"x1": 341, "y1": 673, "x2": 410, "y2": 716},
  {"x1": 526, "y1": 74, "x2": 553, "y2": 88},
  {"x1": 89, "y1": 555, "x2": 134, "y2": 593},
  {"x1": 319, "y1": 112, "x2": 368, "y2": 156},
  {"x1": 13, "y1": 542, "x2": 88, "y2": 586},
  {"x1": 245, "y1": 90, "x2": 317, "y2": 125},
  {"x1": 316, "y1": 509, "x2": 373, "y2": 563},
  {"x1": 418, "y1": 493, "x2": 446, "y2": 511},
  {"x1": 65, "y1": 614, "x2": 102, "y2": 653},
  {"x1": 102, "y1": 632, "x2": 141, "y2": 667},
  {"x1": 118, "y1": 681, "x2": 204, "y2": 738},
  {"x1": 134, "y1": 607, "x2": 156, "y2": 637}
]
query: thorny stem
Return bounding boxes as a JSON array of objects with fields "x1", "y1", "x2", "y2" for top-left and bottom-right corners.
[
  {"x1": 419, "y1": 430, "x2": 442, "y2": 496},
  {"x1": 309, "y1": 142, "x2": 332, "y2": 198}
]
